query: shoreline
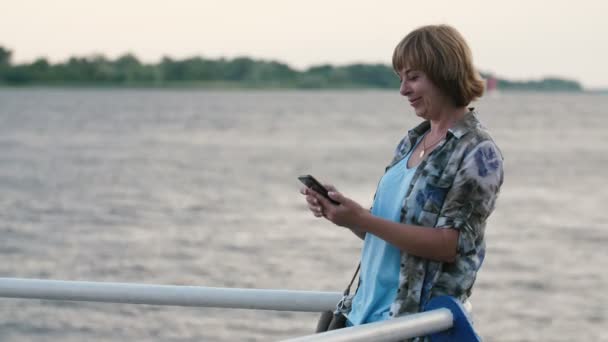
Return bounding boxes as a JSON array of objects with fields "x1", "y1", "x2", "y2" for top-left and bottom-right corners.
[{"x1": 0, "y1": 84, "x2": 602, "y2": 94}]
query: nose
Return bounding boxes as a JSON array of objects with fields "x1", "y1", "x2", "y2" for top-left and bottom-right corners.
[{"x1": 399, "y1": 80, "x2": 411, "y2": 97}]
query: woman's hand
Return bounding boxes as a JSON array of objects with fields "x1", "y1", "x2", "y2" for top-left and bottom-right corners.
[
  {"x1": 300, "y1": 183, "x2": 338, "y2": 218},
  {"x1": 300, "y1": 185, "x2": 367, "y2": 230}
]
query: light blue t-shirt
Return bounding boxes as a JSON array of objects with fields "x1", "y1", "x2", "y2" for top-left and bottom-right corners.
[{"x1": 347, "y1": 146, "x2": 419, "y2": 326}]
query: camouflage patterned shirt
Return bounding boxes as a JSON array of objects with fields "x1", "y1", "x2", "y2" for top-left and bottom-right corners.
[{"x1": 383, "y1": 110, "x2": 504, "y2": 319}]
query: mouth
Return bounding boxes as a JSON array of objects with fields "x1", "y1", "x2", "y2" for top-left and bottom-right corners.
[{"x1": 409, "y1": 97, "x2": 422, "y2": 106}]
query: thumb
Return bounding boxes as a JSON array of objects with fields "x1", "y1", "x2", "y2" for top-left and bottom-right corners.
[
  {"x1": 328, "y1": 191, "x2": 346, "y2": 204},
  {"x1": 324, "y1": 184, "x2": 338, "y2": 192}
]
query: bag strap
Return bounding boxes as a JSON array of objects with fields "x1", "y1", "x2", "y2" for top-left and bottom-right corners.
[{"x1": 342, "y1": 262, "x2": 361, "y2": 296}]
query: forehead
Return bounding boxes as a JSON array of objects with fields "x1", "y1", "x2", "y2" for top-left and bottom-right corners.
[{"x1": 396, "y1": 67, "x2": 419, "y2": 76}]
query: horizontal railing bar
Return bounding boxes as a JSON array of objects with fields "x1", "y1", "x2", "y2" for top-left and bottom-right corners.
[
  {"x1": 281, "y1": 308, "x2": 453, "y2": 342},
  {"x1": 0, "y1": 278, "x2": 342, "y2": 312}
]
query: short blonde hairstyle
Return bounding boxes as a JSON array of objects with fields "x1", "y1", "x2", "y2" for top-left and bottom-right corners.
[{"x1": 392, "y1": 25, "x2": 485, "y2": 107}]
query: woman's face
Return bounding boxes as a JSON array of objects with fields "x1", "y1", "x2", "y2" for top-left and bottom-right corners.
[{"x1": 397, "y1": 68, "x2": 451, "y2": 120}]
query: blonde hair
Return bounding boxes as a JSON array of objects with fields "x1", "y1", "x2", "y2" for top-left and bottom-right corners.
[{"x1": 392, "y1": 25, "x2": 485, "y2": 107}]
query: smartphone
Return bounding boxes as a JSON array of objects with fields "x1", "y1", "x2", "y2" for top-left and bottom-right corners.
[{"x1": 298, "y1": 175, "x2": 340, "y2": 205}]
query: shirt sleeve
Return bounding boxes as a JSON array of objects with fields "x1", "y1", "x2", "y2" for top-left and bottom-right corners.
[{"x1": 435, "y1": 140, "x2": 504, "y2": 254}]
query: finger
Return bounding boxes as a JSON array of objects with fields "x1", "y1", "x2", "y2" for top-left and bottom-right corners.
[
  {"x1": 308, "y1": 203, "x2": 323, "y2": 217},
  {"x1": 300, "y1": 187, "x2": 309, "y2": 195},
  {"x1": 306, "y1": 195, "x2": 319, "y2": 206},
  {"x1": 310, "y1": 190, "x2": 333, "y2": 208},
  {"x1": 307, "y1": 202, "x2": 322, "y2": 212}
]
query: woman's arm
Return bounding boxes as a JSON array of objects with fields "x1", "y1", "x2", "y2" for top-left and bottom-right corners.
[
  {"x1": 348, "y1": 227, "x2": 366, "y2": 240},
  {"x1": 309, "y1": 190, "x2": 458, "y2": 263},
  {"x1": 357, "y1": 212, "x2": 458, "y2": 262}
]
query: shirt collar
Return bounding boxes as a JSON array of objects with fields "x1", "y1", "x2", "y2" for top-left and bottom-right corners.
[{"x1": 448, "y1": 108, "x2": 479, "y2": 139}]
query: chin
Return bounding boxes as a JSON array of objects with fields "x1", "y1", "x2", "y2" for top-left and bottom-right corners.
[{"x1": 414, "y1": 108, "x2": 429, "y2": 119}]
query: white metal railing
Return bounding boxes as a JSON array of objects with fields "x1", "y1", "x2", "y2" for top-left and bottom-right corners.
[
  {"x1": 0, "y1": 277, "x2": 341, "y2": 312},
  {"x1": 283, "y1": 308, "x2": 453, "y2": 342},
  {"x1": 0, "y1": 277, "x2": 479, "y2": 341}
]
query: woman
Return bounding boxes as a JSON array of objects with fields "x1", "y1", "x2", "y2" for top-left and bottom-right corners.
[{"x1": 301, "y1": 24, "x2": 503, "y2": 336}]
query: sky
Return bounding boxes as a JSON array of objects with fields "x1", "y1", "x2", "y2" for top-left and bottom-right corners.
[{"x1": 2, "y1": 0, "x2": 607, "y2": 88}]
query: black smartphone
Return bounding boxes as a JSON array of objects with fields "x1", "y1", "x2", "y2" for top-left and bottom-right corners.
[{"x1": 298, "y1": 174, "x2": 340, "y2": 205}]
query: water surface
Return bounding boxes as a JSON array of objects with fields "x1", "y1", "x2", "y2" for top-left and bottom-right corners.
[{"x1": 0, "y1": 89, "x2": 606, "y2": 341}]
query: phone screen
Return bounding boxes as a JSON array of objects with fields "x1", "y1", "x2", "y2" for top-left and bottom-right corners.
[{"x1": 298, "y1": 175, "x2": 340, "y2": 205}]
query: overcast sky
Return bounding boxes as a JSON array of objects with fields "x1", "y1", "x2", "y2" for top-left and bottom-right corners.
[{"x1": 2, "y1": 0, "x2": 606, "y2": 88}]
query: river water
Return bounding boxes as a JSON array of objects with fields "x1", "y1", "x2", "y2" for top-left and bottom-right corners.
[{"x1": 0, "y1": 89, "x2": 606, "y2": 341}]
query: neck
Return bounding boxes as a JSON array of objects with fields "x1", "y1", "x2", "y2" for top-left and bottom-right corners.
[{"x1": 427, "y1": 106, "x2": 467, "y2": 137}]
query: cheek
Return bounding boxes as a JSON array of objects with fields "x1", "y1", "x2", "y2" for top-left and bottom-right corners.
[{"x1": 423, "y1": 96, "x2": 433, "y2": 109}]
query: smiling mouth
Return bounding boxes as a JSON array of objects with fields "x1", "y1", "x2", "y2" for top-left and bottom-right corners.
[{"x1": 409, "y1": 97, "x2": 422, "y2": 106}]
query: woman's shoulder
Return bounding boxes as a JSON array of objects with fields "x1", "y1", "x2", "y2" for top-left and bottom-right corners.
[{"x1": 453, "y1": 111, "x2": 503, "y2": 160}]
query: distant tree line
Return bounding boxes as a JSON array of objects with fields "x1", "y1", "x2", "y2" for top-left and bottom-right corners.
[
  {"x1": 0, "y1": 46, "x2": 583, "y2": 91},
  {"x1": 493, "y1": 76, "x2": 583, "y2": 91}
]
